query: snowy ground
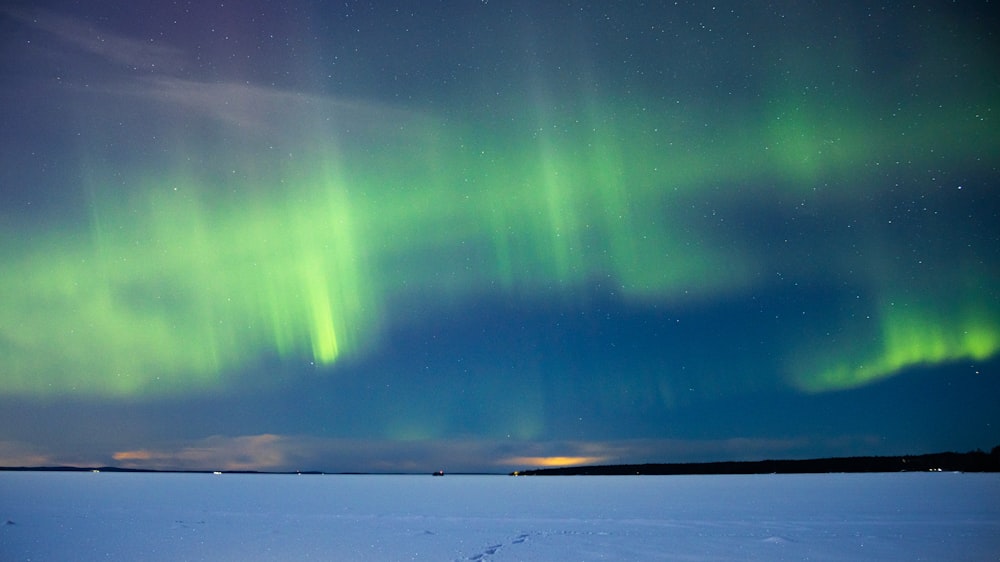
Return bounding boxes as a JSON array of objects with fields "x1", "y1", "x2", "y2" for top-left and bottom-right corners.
[{"x1": 1, "y1": 471, "x2": 997, "y2": 561}]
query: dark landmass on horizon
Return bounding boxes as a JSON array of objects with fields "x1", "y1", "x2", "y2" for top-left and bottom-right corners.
[{"x1": 512, "y1": 447, "x2": 1000, "y2": 476}]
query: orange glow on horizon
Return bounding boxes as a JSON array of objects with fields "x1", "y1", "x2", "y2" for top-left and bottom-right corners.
[
  {"x1": 109, "y1": 434, "x2": 286, "y2": 471},
  {"x1": 113, "y1": 450, "x2": 154, "y2": 461},
  {"x1": 503, "y1": 455, "x2": 609, "y2": 468}
]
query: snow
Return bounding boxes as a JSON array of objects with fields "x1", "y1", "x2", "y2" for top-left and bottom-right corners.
[{"x1": 1, "y1": 472, "x2": 997, "y2": 561}]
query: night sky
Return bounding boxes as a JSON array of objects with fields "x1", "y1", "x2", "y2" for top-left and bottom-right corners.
[{"x1": 1, "y1": 1, "x2": 998, "y2": 473}]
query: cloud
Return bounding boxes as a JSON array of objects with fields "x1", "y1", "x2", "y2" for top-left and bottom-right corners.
[
  {"x1": 0, "y1": 440, "x2": 53, "y2": 467},
  {"x1": 3, "y1": 5, "x2": 422, "y2": 138},
  {"x1": 117, "y1": 76, "x2": 424, "y2": 138},
  {"x1": 0, "y1": 439, "x2": 107, "y2": 468},
  {"x1": 3, "y1": 6, "x2": 185, "y2": 72},
  {"x1": 110, "y1": 435, "x2": 516, "y2": 473},
  {"x1": 113, "y1": 434, "x2": 289, "y2": 472}
]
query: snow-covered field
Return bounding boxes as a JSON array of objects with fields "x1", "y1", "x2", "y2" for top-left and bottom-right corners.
[{"x1": 1, "y1": 471, "x2": 997, "y2": 561}]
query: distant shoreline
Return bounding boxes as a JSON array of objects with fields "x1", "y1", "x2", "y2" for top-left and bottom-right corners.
[
  {"x1": 2, "y1": 448, "x2": 997, "y2": 476},
  {"x1": 0, "y1": 466, "x2": 502, "y2": 476},
  {"x1": 512, "y1": 448, "x2": 1000, "y2": 476}
]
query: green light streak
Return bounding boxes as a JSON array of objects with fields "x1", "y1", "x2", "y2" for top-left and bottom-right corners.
[
  {"x1": 1, "y1": 170, "x2": 379, "y2": 396},
  {"x1": 792, "y1": 296, "x2": 1000, "y2": 393}
]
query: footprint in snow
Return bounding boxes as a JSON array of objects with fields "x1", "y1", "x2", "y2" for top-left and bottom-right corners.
[
  {"x1": 463, "y1": 532, "x2": 532, "y2": 561},
  {"x1": 761, "y1": 535, "x2": 795, "y2": 544}
]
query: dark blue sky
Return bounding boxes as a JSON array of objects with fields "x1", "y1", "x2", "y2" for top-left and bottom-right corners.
[{"x1": 1, "y1": 1, "x2": 998, "y2": 472}]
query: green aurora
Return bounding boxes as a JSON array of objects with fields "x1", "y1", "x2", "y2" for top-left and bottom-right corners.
[{"x1": 2, "y1": 78, "x2": 997, "y2": 398}]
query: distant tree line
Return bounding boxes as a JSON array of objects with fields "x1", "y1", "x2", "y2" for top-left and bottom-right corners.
[{"x1": 512, "y1": 447, "x2": 1000, "y2": 476}]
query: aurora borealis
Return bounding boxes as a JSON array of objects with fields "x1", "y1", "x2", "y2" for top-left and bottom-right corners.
[{"x1": 1, "y1": 1, "x2": 998, "y2": 472}]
